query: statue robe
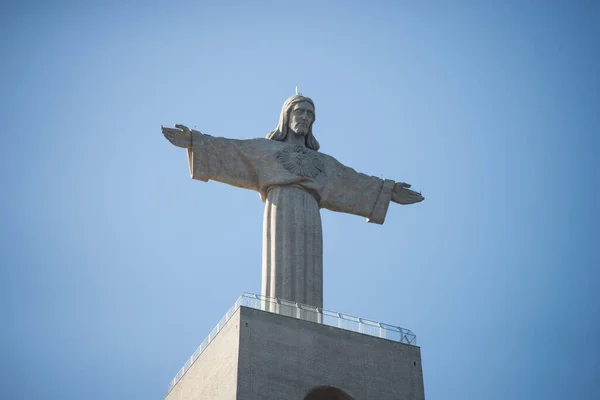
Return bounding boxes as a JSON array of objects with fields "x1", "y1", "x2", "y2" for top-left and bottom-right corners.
[{"x1": 187, "y1": 131, "x2": 395, "y2": 308}]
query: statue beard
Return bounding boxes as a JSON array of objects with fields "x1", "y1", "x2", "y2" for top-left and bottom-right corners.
[{"x1": 290, "y1": 122, "x2": 309, "y2": 137}]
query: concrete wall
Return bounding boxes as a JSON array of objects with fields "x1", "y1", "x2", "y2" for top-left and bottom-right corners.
[
  {"x1": 236, "y1": 307, "x2": 425, "y2": 400},
  {"x1": 165, "y1": 306, "x2": 425, "y2": 400},
  {"x1": 165, "y1": 310, "x2": 241, "y2": 400}
]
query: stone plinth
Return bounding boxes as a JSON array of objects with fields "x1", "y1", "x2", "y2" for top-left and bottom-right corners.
[{"x1": 166, "y1": 306, "x2": 425, "y2": 400}]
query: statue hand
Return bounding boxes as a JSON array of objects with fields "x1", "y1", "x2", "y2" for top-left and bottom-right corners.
[
  {"x1": 161, "y1": 124, "x2": 192, "y2": 148},
  {"x1": 391, "y1": 182, "x2": 424, "y2": 205}
]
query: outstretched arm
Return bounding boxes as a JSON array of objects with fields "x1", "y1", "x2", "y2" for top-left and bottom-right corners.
[
  {"x1": 161, "y1": 123, "x2": 262, "y2": 192},
  {"x1": 320, "y1": 159, "x2": 424, "y2": 224}
]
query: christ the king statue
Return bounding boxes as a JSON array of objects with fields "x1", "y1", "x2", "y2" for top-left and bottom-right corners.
[{"x1": 162, "y1": 95, "x2": 424, "y2": 309}]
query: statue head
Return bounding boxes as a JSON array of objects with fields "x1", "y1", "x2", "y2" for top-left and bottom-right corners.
[{"x1": 266, "y1": 95, "x2": 320, "y2": 151}]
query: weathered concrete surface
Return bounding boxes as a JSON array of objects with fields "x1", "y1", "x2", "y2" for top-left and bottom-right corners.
[
  {"x1": 165, "y1": 310, "x2": 241, "y2": 400},
  {"x1": 166, "y1": 306, "x2": 425, "y2": 399},
  {"x1": 237, "y1": 307, "x2": 425, "y2": 400}
]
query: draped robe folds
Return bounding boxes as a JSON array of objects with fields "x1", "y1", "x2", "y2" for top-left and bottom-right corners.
[{"x1": 187, "y1": 130, "x2": 395, "y2": 309}]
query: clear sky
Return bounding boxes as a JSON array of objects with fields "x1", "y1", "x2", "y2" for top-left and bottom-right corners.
[{"x1": 1, "y1": 1, "x2": 599, "y2": 399}]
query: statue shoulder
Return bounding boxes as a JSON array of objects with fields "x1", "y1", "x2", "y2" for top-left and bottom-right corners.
[{"x1": 314, "y1": 149, "x2": 340, "y2": 167}]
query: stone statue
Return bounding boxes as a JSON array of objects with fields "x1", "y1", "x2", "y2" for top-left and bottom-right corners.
[{"x1": 162, "y1": 95, "x2": 424, "y2": 309}]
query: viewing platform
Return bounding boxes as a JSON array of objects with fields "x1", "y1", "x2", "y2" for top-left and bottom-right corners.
[{"x1": 167, "y1": 293, "x2": 419, "y2": 397}]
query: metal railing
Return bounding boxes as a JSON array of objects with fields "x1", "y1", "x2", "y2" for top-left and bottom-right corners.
[{"x1": 167, "y1": 292, "x2": 417, "y2": 393}]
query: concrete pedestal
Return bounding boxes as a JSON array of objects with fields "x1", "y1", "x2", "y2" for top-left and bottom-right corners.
[{"x1": 166, "y1": 306, "x2": 425, "y2": 400}]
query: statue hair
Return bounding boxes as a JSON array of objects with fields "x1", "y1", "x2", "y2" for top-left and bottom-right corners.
[{"x1": 266, "y1": 95, "x2": 320, "y2": 151}]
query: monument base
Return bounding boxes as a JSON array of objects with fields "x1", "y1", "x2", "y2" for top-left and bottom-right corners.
[{"x1": 165, "y1": 305, "x2": 425, "y2": 400}]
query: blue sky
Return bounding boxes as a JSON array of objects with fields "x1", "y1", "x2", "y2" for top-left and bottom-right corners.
[{"x1": 1, "y1": 1, "x2": 598, "y2": 399}]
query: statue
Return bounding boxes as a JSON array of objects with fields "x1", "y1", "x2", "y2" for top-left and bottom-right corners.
[{"x1": 162, "y1": 95, "x2": 424, "y2": 309}]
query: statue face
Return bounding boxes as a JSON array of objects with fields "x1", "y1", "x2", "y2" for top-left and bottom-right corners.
[{"x1": 289, "y1": 102, "x2": 314, "y2": 136}]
